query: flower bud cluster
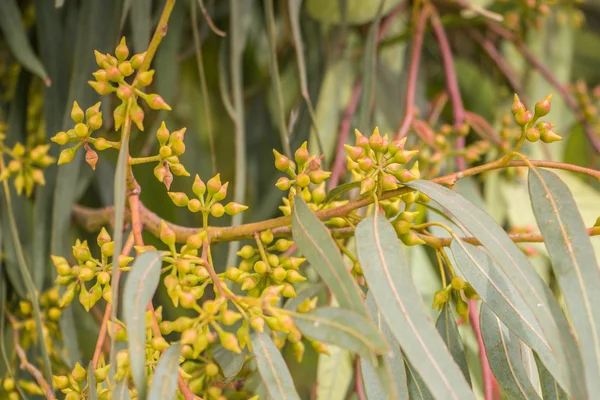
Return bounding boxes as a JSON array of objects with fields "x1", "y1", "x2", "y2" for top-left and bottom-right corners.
[
  {"x1": 273, "y1": 142, "x2": 331, "y2": 198},
  {"x1": 573, "y1": 80, "x2": 600, "y2": 131},
  {"x1": 0, "y1": 377, "x2": 45, "y2": 398},
  {"x1": 51, "y1": 228, "x2": 133, "y2": 311},
  {"x1": 153, "y1": 121, "x2": 190, "y2": 189},
  {"x1": 512, "y1": 94, "x2": 562, "y2": 144},
  {"x1": 0, "y1": 136, "x2": 55, "y2": 196},
  {"x1": 53, "y1": 360, "x2": 111, "y2": 399},
  {"x1": 225, "y1": 236, "x2": 305, "y2": 298},
  {"x1": 89, "y1": 38, "x2": 171, "y2": 132},
  {"x1": 432, "y1": 276, "x2": 479, "y2": 323}
]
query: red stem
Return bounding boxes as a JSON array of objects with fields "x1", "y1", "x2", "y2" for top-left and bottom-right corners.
[
  {"x1": 355, "y1": 358, "x2": 366, "y2": 400},
  {"x1": 469, "y1": 300, "x2": 501, "y2": 400}
]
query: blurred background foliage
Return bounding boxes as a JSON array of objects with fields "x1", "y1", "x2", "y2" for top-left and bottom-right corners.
[{"x1": 1, "y1": 0, "x2": 600, "y2": 398}]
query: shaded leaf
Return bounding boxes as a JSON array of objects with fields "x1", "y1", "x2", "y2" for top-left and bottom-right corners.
[
  {"x1": 130, "y1": 0, "x2": 151, "y2": 54},
  {"x1": 292, "y1": 197, "x2": 366, "y2": 316},
  {"x1": 292, "y1": 307, "x2": 388, "y2": 360},
  {"x1": 435, "y1": 303, "x2": 471, "y2": 385},
  {"x1": 324, "y1": 181, "x2": 361, "y2": 203},
  {"x1": 480, "y1": 304, "x2": 541, "y2": 400},
  {"x1": 406, "y1": 180, "x2": 585, "y2": 398},
  {"x1": 148, "y1": 344, "x2": 182, "y2": 400},
  {"x1": 528, "y1": 168, "x2": 600, "y2": 395},
  {"x1": 533, "y1": 353, "x2": 568, "y2": 400},
  {"x1": 405, "y1": 357, "x2": 434, "y2": 400},
  {"x1": 87, "y1": 362, "x2": 98, "y2": 400},
  {"x1": 355, "y1": 214, "x2": 474, "y2": 400},
  {"x1": 251, "y1": 332, "x2": 301, "y2": 400},
  {"x1": 114, "y1": 379, "x2": 131, "y2": 400},
  {"x1": 317, "y1": 346, "x2": 353, "y2": 400},
  {"x1": 213, "y1": 344, "x2": 246, "y2": 380},
  {"x1": 305, "y1": 0, "x2": 402, "y2": 25},
  {"x1": 123, "y1": 251, "x2": 163, "y2": 400}
]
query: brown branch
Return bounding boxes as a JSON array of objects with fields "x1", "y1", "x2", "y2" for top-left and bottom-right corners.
[
  {"x1": 7, "y1": 313, "x2": 56, "y2": 399},
  {"x1": 430, "y1": 7, "x2": 466, "y2": 170},
  {"x1": 196, "y1": 0, "x2": 226, "y2": 37},
  {"x1": 396, "y1": 5, "x2": 431, "y2": 139}
]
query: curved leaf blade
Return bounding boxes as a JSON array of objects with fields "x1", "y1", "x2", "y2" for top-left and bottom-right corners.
[
  {"x1": 292, "y1": 198, "x2": 366, "y2": 316},
  {"x1": 213, "y1": 344, "x2": 246, "y2": 381},
  {"x1": 292, "y1": 307, "x2": 388, "y2": 360},
  {"x1": 355, "y1": 214, "x2": 474, "y2": 400},
  {"x1": 251, "y1": 331, "x2": 301, "y2": 400},
  {"x1": 480, "y1": 304, "x2": 541, "y2": 400},
  {"x1": 405, "y1": 357, "x2": 434, "y2": 400},
  {"x1": 123, "y1": 251, "x2": 163, "y2": 400},
  {"x1": 324, "y1": 181, "x2": 361, "y2": 203},
  {"x1": 533, "y1": 353, "x2": 568, "y2": 400},
  {"x1": 435, "y1": 303, "x2": 471, "y2": 385},
  {"x1": 529, "y1": 168, "x2": 600, "y2": 395},
  {"x1": 148, "y1": 344, "x2": 181, "y2": 400},
  {"x1": 406, "y1": 180, "x2": 585, "y2": 398}
]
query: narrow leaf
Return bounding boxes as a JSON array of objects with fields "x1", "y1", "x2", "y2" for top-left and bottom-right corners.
[
  {"x1": 355, "y1": 214, "x2": 474, "y2": 400},
  {"x1": 435, "y1": 303, "x2": 471, "y2": 385},
  {"x1": 130, "y1": 0, "x2": 151, "y2": 54},
  {"x1": 317, "y1": 346, "x2": 353, "y2": 400},
  {"x1": 114, "y1": 379, "x2": 131, "y2": 400},
  {"x1": 148, "y1": 344, "x2": 182, "y2": 400},
  {"x1": 0, "y1": 0, "x2": 49, "y2": 82},
  {"x1": 123, "y1": 251, "x2": 163, "y2": 400},
  {"x1": 292, "y1": 198, "x2": 367, "y2": 316},
  {"x1": 251, "y1": 331, "x2": 301, "y2": 400},
  {"x1": 87, "y1": 362, "x2": 98, "y2": 400},
  {"x1": 213, "y1": 345, "x2": 245, "y2": 380},
  {"x1": 293, "y1": 307, "x2": 387, "y2": 360},
  {"x1": 406, "y1": 180, "x2": 585, "y2": 398},
  {"x1": 324, "y1": 181, "x2": 361, "y2": 203},
  {"x1": 480, "y1": 304, "x2": 541, "y2": 400},
  {"x1": 533, "y1": 353, "x2": 568, "y2": 400},
  {"x1": 529, "y1": 168, "x2": 600, "y2": 395},
  {"x1": 405, "y1": 357, "x2": 434, "y2": 400}
]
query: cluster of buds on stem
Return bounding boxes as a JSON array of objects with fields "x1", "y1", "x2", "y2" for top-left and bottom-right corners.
[
  {"x1": 153, "y1": 121, "x2": 190, "y2": 189},
  {"x1": 51, "y1": 228, "x2": 134, "y2": 311},
  {"x1": 573, "y1": 80, "x2": 600, "y2": 131},
  {"x1": 432, "y1": 276, "x2": 479, "y2": 323},
  {"x1": 512, "y1": 94, "x2": 562, "y2": 144},
  {"x1": 0, "y1": 134, "x2": 55, "y2": 196}
]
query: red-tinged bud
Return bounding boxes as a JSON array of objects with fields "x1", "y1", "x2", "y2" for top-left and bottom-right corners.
[
  {"x1": 369, "y1": 127, "x2": 386, "y2": 152},
  {"x1": 130, "y1": 52, "x2": 146, "y2": 69},
  {"x1": 398, "y1": 169, "x2": 416, "y2": 183},
  {"x1": 136, "y1": 70, "x2": 155, "y2": 87},
  {"x1": 86, "y1": 101, "x2": 102, "y2": 119},
  {"x1": 540, "y1": 129, "x2": 563, "y2": 143},
  {"x1": 525, "y1": 128, "x2": 540, "y2": 142},
  {"x1": 225, "y1": 202, "x2": 248, "y2": 216},
  {"x1": 193, "y1": 174, "x2": 206, "y2": 197},
  {"x1": 160, "y1": 220, "x2": 175, "y2": 247},
  {"x1": 92, "y1": 69, "x2": 108, "y2": 82},
  {"x1": 85, "y1": 147, "x2": 98, "y2": 170},
  {"x1": 113, "y1": 103, "x2": 126, "y2": 130},
  {"x1": 273, "y1": 149, "x2": 290, "y2": 171},
  {"x1": 207, "y1": 173, "x2": 222, "y2": 194},
  {"x1": 170, "y1": 163, "x2": 189, "y2": 176},
  {"x1": 130, "y1": 102, "x2": 145, "y2": 131},
  {"x1": 357, "y1": 156, "x2": 374, "y2": 171},
  {"x1": 294, "y1": 142, "x2": 310, "y2": 166},
  {"x1": 296, "y1": 173, "x2": 310, "y2": 187},
  {"x1": 210, "y1": 203, "x2": 225, "y2": 217},
  {"x1": 511, "y1": 93, "x2": 526, "y2": 115},
  {"x1": 360, "y1": 178, "x2": 375, "y2": 195},
  {"x1": 187, "y1": 199, "x2": 201, "y2": 213},
  {"x1": 355, "y1": 129, "x2": 369, "y2": 148},
  {"x1": 159, "y1": 145, "x2": 172, "y2": 159},
  {"x1": 241, "y1": 277, "x2": 257, "y2": 291},
  {"x1": 88, "y1": 112, "x2": 103, "y2": 131},
  {"x1": 105, "y1": 66, "x2": 121, "y2": 82},
  {"x1": 250, "y1": 316, "x2": 265, "y2": 331},
  {"x1": 171, "y1": 140, "x2": 186, "y2": 156},
  {"x1": 146, "y1": 94, "x2": 172, "y2": 110},
  {"x1": 514, "y1": 109, "x2": 533, "y2": 127},
  {"x1": 88, "y1": 80, "x2": 113, "y2": 95},
  {"x1": 536, "y1": 121, "x2": 553, "y2": 135},
  {"x1": 394, "y1": 149, "x2": 418, "y2": 164},
  {"x1": 213, "y1": 182, "x2": 228, "y2": 201},
  {"x1": 118, "y1": 61, "x2": 133, "y2": 77},
  {"x1": 535, "y1": 94, "x2": 552, "y2": 117},
  {"x1": 382, "y1": 174, "x2": 398, "y2": 191},
  {"x1": 154, "y1": 164, "x2": 167, "y2": 182},
  {"x1": 168, "y1": 192, "x2": 189, "y2": 207},
  {"x1": 309, "y1": 170, "x2": 331, "y2": 184},
  {"x1": 276, "y1": 177, "x2": 291, "y2": 191},
  {"x1": 115, "y1": 37, "x2": 129, "y2": 61},
  {"x1": 94, "y1": 50, "x2": 107, "y2": 67},
  {"x1": 51, "y1": 131, "x2": 69, "y2": 145},
  {"x1": 388, "y1": 138, "x2": 406, "y2": 156},
  {"x1": 116, "y1": 84, "x2": 132, "y2": 101},
  {"x1": 156, "y1": 123, "x2": 170, "y2": 146}
]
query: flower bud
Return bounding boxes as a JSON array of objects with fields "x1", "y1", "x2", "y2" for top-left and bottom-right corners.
[
  {"x1": 344, "y1": 144, "x2": 364, "y2": 161},
  {"x1": 273, "y1": 149, "x2": 290, "y2": 172},
  {"x1": 210, "y1": 203, "x2": 224, "y2": 217},
  {"x1": 514, "y1": 109, "x2": 533, "y2": 127},
  {"x1": 87, "y1": 112, "x2": 103, "y2": 131},
  {"x1": 58, "y1": 147, "x2": 77, "y2": 165},
  {"x1": 74, "y1": 123, "x2": 89, "y2": 138},
  {"x1": 525, "y1": 127, "x2": 540, "y2": 142},
  {"x1": 207, "y1": 173, "x2": 222, "y2": 195},
  {"x1": 368, "y1": 127, "x2": 386, "y2": 152},
  {"x1": 94, "y1": 50, "x2": 107, "y2": 67},
  {"x1": 168, "y1": 192, "x2": 189, "y2": 207},
  {"x1": 294, "y1": 142, "x2": 310, "y2": 167},
  {"x1": 534, "y1": 94, "x2": 552, "y2": 117},
  {"x1": 146, "y1": 94, "x2": 172, "y2": 110},
  {"x1": 241, "y1": 277, "x2": 257, "y2": 291},
  {"x1": 116, "y1": 84, "x2": 132, "y2": 101},
  {"x1": 399, "y1": 231, "x2": 426, "y2": 246},
  {"x1": 540, "y1": 129, "x2": 563, "y2": 143},
  {"x1": 511, "y1": 94, "x2": 525, "y2": 115},
  {"x1": 130, "y1": 52, "x2": 146, "y2": 69},
  {"x1": 118, "y1": 61, "x2": 134, "y2": 77},
  {"x1": 160, "y1": 220, "x2": 176, "y2": 247},
  {"x1": 88, "y1": 80, "x2": 113, "y2": 96},
  {"x1": 220, "y1": 332, "x2": 241, "y2": 353},
  {"x1": 282, "y1": 284, "x2": 297, "y2": 298},
  {"x1": 113, "y1": 103, "x2": 127, "y2": 130},
  {"x1": 432, "y1": 289, "x2": 449, "y2": 311},
  {"x1": 451, "y1": 276, "x2": 466, "y2": 290},
  {"x1": 71, "y1": 101, "x2": 84, "y2": 123},
  {"x1": 464, "y1": 283, "x2": 480, "y2": 300},
  {"x1": 382, "y1": 174, "x2": 398, "y2": 191},
  {"x1": 225, "y1": 202, "x2": 248, "y2": 216},
  {"x1": 286, "y1": 269, "x2": 306, "y2": 283},
  {"x1": 260, "y1": 229, "x2": 274, "y2": 244},
  {"x1": 276, "y1": 177, "x2": 291, "y2": 191},
  {"x1": 53, "y1": 375, "x2": 69, "y2": 389},
  {"x1": 357, "y1": 157, "x2": 374, "y2": 171},
  {"x1": 355, "y1": 129, "x2": 369, "y2": 148},
  {"x1": 360, "y1": 178, "x2": 375, "y2": 195},
  {"x1": 85, "y1": 147, "x2": 98, "y2": 170},
  {"x1": 456, "y1": 296, "x2": 469, "y2": 323},
  {"x1": 51, "y1": 131, "x2": 69, "y2": 145},
  {"x1": 137, "y1": 70, "x2": 155, "y2": 87},
  {"x1": 72, "y1": 362, "x2": 87, "y2": 381},
  {"x1": 170, "y1": 163, "x2": 190, "y2": 176},
  {"x1": 93, "y1": 69, "x2": 107, "y2": 81},
  {"x1": 309, "y1": 170, "x2": 331, "y2": 184},
  {"x1": 115, "y1": 37, "x2": 129, "y2": 61}
]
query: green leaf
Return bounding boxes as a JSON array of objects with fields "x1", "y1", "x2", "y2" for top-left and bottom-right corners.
[
  {"x1": 292, "y1": 197, "x2": 367, "y2": 316},
  {"x1": 324, "y1": 181, "x2": 361, "y2": 203},
  {"x1": 533, "y1": 353, "x2": 568, "y2": 400},
  {"x1": 406, "y1": 180, "x2": 585, "y2": 398},
  {"x1": 114, "y1": 379, "x2": 131, "y2": 400},
  {"x1": 251, "y1": 331, "x2": 301, "y2": 400},
  {"x1": 435, "y1": 304, "x2": 471, "y2": 385},
  {"x1": 148, "y1": 344, "x2": 182, "y2": 400},
  {"x1": 213, "y1": 344, "x2": 246, "y2": 381},
  {"x1": 0, "y1": 0, "x2": 49, "y2": 83},
  {"x1": 316, "y1": 346, "x2": 353, "y2": 400},
  {"x1": 123, "y1": 251, "x2": 163, "y2": 400},
  {"x1": 87, "y1": 362, "x2": 98, "y2": 400},
  {"x1": 405, "y1": 358, "x2": 434, "y2": 400},
  {"x1": 305, "y1": 0, "x2": 402, "y2": 25},
  {"x1": 528, "y1": 168, "x2": 600, "y2": 395},
  {"x1": 361, "y1": 293, "x2": 409, "y2": 400},
  {"x1": 130, "y1": 0, "x2": 151, "y2": 54},
  {"x1": 355, "y1": 214, "x2": 474, "y2": 400},
  {"x1": 449, "y1": 241, "x2": 560, "y2": 385},
  {"x1": 292, "y1": 307, "x2": 388, "y2": 360},
  {"x1": 480, "y1": 304, "x2": 541, "y2": 400}
]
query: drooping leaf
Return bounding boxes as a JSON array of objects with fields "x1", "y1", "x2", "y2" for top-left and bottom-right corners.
[
  {"x1": 0, "y1": 0, "x2": 49, "y2": 82},
  {"x1": 292, "y1": 307, "x2": 388, "y2": 360},
  {"x1": 148, "y1": 344, "x2": 182, "y2": 400},
  {"x1": 533, "y1": 353, "x2": 568, "y2": 400},
  {"x1": 405, "y1": 357, "x2": 434, "y2": 400},
  {"x1": 355, "y1": 214, "x2": 474, "y2": 400},
  {"x1": 213, "y1": 344, "x2": 246, "y2": 381},
  {"x1": 316, "y1": 346, "x2": 353, "y2": 400},
  {"x1": 324, "y1": 181, "x2": 361, "y2": 203},
  {"x1": 480, "y1": 304, "x2": 541, "y2": 400},
  {"x1": 251, "y1": 332, "x2": 301, "y2": 400},
  {"x1": 361, "y1": 293, "x2": 408, "y2": 400},
  {"x1": 406, "y1": 180, "x2": 585, "y2": 398},
  {"x1": 435, "y1": 303, "x2": 471, "y2": 385},
  {"x1": 123, "y1": 251, "x2": 163, "y2": 400},
  {"x1": 528, "y1": 168, "x2": 600, "y2": 395},
  {"x1": 292, "y1": 198, "x2": 367, "y2": 316}
]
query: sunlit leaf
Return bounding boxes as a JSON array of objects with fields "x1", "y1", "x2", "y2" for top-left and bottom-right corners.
[{"x1": 355, "y1": 214, "x2": 474, "y2": 399}]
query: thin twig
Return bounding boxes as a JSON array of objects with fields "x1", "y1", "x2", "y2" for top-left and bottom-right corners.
[
  {"x1": 355, "y1": 357, "x2": 366, "y2": 400},
  {"x1": 196, "y1": 0, "x2": 226, "y2": 37}
]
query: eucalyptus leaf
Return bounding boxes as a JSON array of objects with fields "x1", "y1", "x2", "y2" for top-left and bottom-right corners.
[
  {"x1": 87, "y1": 362, "x2": 98, "y2": 400},
  {"x1": 213, "y1": 344, "x2": 246, "y2": 380},
  {"x1": 316, "y1": 346, "x2": 353, "y2": 400},
  {"x1": 405, "y1": 357, "x2": 434, "y2": 400},
  {"x1": 148, "y1": 344, "x2": 182, "y2": 400},
  {"x1": 533, "y1": 353, "x2": 568, "y2": 400},
  {"x1": 435, "y1": 304, "x2": 471, "y2": 385}
]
